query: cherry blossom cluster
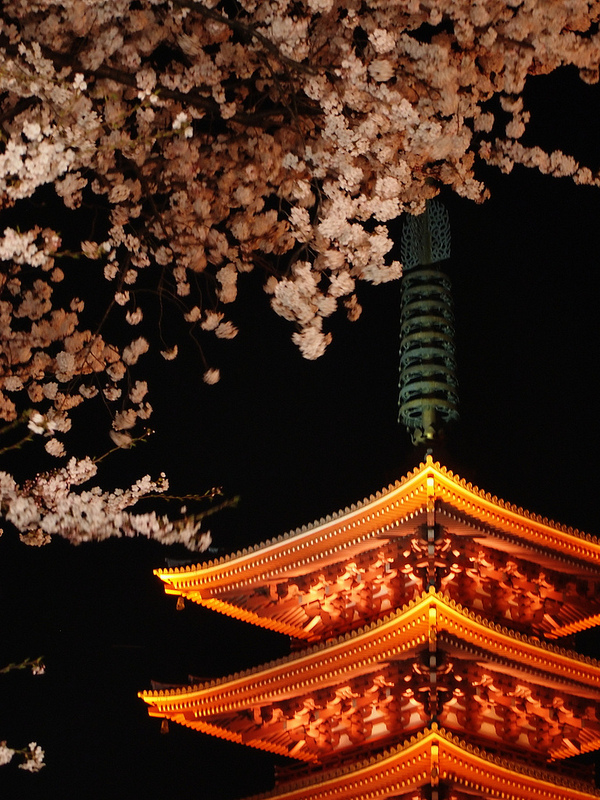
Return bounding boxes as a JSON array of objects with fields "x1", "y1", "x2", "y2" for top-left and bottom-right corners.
[
  {"x1": 2, "y1": 0, "x2": 599, "y2": 363},
  {"x1": 0, "y1": 227, "x2": 150, "y2": 438},
  {"x1": 0, "y1": 741, "x2": 45, "y2": 772},
  {"x1": 0, "y1": 456, "x2": 212, "y2": 550},
  {"x1": 0, "y1": 223, "x2": 213, "y2": 549}
]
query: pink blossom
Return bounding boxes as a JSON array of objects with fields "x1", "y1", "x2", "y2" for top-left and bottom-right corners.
[
  {"x1": 122, "y1": 337, "x2": 149, "y2": 366},
  {"x1": 160, "y1": 346, "x2": 178, "y2": 361},
  {"x1": 129, "y1": 380, "x2": 148, "y2": 404},
  {"x1": 203, "y1": 368, "x2": 220, "y2": 385},
  {"x1": 109, "y1": 430, "x2": 133, "y2": 448},
  {"x1": 44, "y1": 438, "x2": 65, "y2": 458},
  {"x1": 125, "y1": 307, "x2": 143, "y2": 325},
  {"x1": 113, "y1": 409, "x2": 137, "y2": 430}
]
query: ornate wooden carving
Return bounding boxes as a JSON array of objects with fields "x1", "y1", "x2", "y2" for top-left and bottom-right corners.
[
  {"x1": 205, "y1": 523, "x2": 600, "y2": 642},
  {"x1": 202, "y1": 664, "x2": 428, "y2": 760}
]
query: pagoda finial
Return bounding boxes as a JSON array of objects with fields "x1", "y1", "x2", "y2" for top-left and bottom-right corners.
[{"x1": 398, "y1": 199, "x2": 459, "y2": 445}]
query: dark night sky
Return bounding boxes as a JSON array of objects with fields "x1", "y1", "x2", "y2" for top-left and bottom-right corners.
[{"x1": 3, "y1": 66, "x2": 600, "y2": 799}]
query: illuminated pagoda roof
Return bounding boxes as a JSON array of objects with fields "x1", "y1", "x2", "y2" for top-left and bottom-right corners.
[
  {"x1": 139, "y1": 590, "x2": 600, "y2": 766},
  {"x1": 154, "y1": 458, "x2": 600, "y2": 641},
  {"x1": 142, "y1": 459, "x2": 600, "y2": 800},
  {"x1": 241, "y1": 727, "x2": 600, "y2": 800}
]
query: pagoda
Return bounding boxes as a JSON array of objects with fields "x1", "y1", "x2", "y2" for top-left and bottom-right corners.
[{"x1": 140, "y1": 204, "x2": 600, "y2": 799}]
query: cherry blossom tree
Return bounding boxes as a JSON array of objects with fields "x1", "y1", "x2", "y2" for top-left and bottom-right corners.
[{"x1": 1, "y1": 0, "x2": 600, "y2": 551}]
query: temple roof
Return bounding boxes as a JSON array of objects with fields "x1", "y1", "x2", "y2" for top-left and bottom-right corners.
[
  {"x1": 243, "y1": 727, "x2": 600, "y2": 800},
  {"x1": 153, "y1": 458, "x2": 600, "y2": 640},
  {"x1": 143, "y1": 458, "x2": 600, "y2": 796},
  {"x1": 140, "y1": 590, "x2": 600, "y2": 706},
  {"x1": 139, "y1": 590, "x2": 600, "y2": 763},
  {"x1": 157, "y1": 458, "x2": 600, "y2": 584}
]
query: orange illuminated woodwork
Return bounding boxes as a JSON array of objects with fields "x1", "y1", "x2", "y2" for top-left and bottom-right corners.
[
  {"x1": 140, "y1": 459, "x2": 600, "y2": 799},
  {"x1": 151, "y1": 459, "x2": 600, "y2": 642}
]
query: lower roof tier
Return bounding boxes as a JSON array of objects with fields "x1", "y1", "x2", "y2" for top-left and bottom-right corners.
[
  {"x1": 243, "y1": 727, "x2": 600, "y2": 800},
  {"x1": 155, "y1": 460, "x2": 600, "y2": 642},
  {"x1": 140, "y1": 591, "x2": 600, "y2": 765}
]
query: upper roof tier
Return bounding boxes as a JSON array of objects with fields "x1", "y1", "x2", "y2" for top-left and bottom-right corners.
[{"x1": 155, "y1": 458, "x2": 600, "y2": 641}]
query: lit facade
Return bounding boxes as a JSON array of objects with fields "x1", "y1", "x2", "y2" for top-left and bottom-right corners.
[{"x1": 140, "y1": 458, "x2": 600, "y2": 799}]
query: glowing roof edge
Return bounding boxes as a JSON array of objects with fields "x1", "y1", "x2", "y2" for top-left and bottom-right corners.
[{"x1": 155, "y1": 457, "x2": 600, "y2": 584}]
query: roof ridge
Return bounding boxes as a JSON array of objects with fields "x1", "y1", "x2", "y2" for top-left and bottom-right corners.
[
  {"x1": 155, "y1": 459, "x2": 599, "y2": 579},
  {"x1": 246, "y1": 724, "x2": 600, "y2": 799},
  {"x1": 139, "y1": 589, "x2": 600, "y2": 701}
]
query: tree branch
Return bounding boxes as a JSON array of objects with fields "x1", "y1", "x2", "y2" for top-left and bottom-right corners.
[{"x1": 175, "y1": 0, "x2": 318, "y2": 76}]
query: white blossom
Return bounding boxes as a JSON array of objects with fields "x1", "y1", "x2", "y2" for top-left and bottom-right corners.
[
  {"x1": 122, "y1": 337, "x2": 149, "y2": 366},
  {"x1": 201, "y1": 311, "x2": 223, "y2": 331},
  {"x1": 73, "y1": 73, "x2": 87, "y2": 92},
  {"x1": 172, "y1": 111, "x2": 188, "y2": 130},
  {"x1": 216, "y1": 264, "x2": 237, "y2": 304},
  {"x1": 45, "y1": 438, "x2": 65, "y2": 458},
  {"x1": 18, "y1": 743, "x2": 45, "y2": 772},
  {"x1": 292, "y1": 321, "x2": 332, "y2": 360},
  {"x1": 126, "y1": 307, "x2": 143, "y2": 325},
  {"x1": 203, "y1": 368, "x2": 220, "y2": 385},
  {"x1": 27, "y1": 412, "x2": 57, "y2": 436},
  {"x1": 79, "y1": 385, "x2": 99, "y2": 399},
  {"x1": 3, "y1": 376, "x2": 24, "y2": 392},
  {"x1": 109, "y1": 430, "x2": 133, "y2": 448},
  {"x1": 214, "y1": 321, "x2": 238, "y2": 339},
  {"x1": 160, "y1": 346, "x2": 178, "y2": 361},
  {"x1": 114, "y1": 291, "x2": 130, "y2": 306},
  {"x1": 129, "y1": 380, "x2": 148, "y2": 404},
  {"x1": 113, "y1": 408, "x2": 137, "y2": 430},
  {"x1": 0, "y1": 744, "x2": 15, "y2": 767}
]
